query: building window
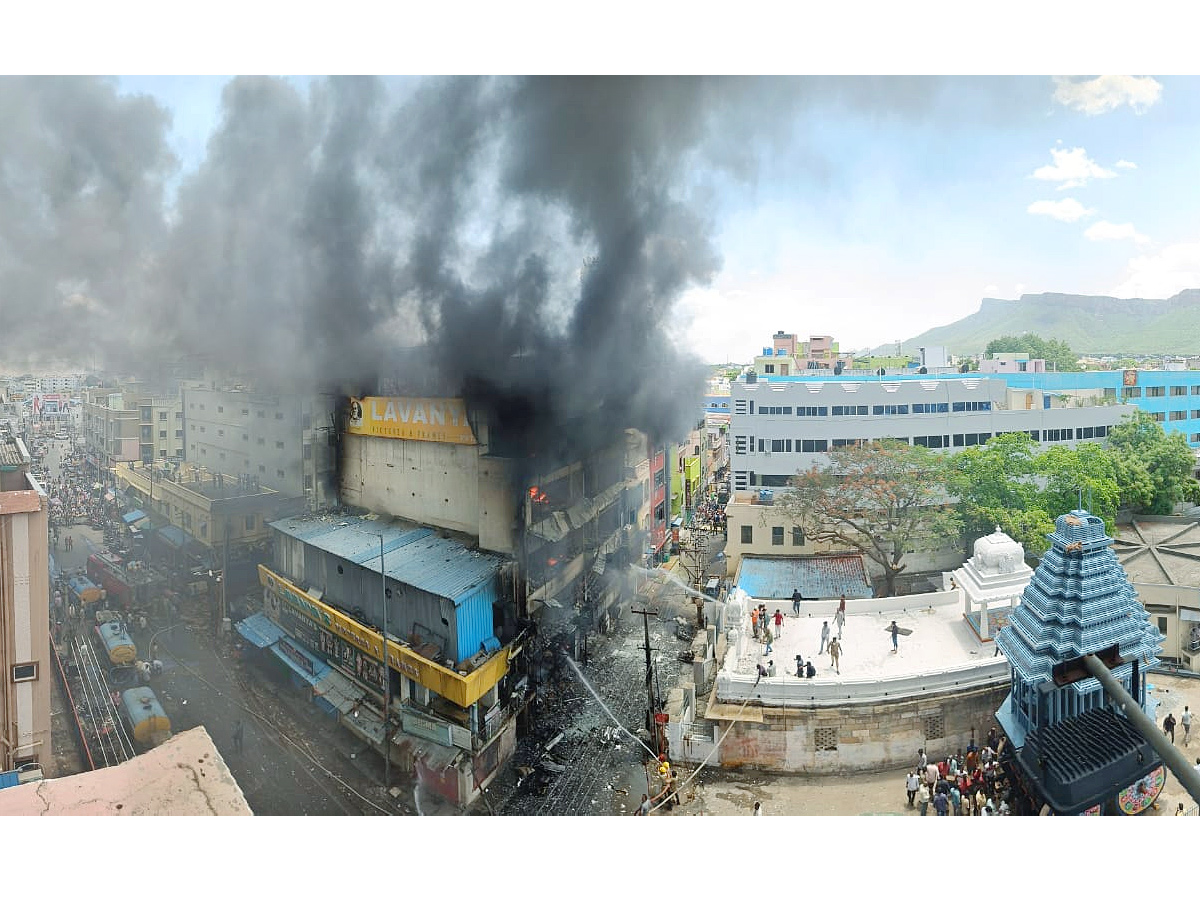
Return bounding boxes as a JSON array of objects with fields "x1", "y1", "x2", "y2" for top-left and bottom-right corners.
[
  {"x1": 158, "y1": 411, "x2": 167, "y2": 421},
  {"x1": 276, "y1": 469, "x2": 285, "y2": 479},
  {"x1": 303, "y1": 443, "x2": 312, "y2": 459},
  {"x1": 275, "y1": 412, "x2": 284, "y2": 420},
  {"x1": 11, "y1": 662, "x2": 38, "y2": 682},
  {"x1": 243, "y1": 433, "x2": 249, "y2": 441},
  {"x1": 814, "y1": 727, "x2": 838, "y2": 752},
  {"x1": 257, "y1": 437, "x2": 265, "y2": 445},
  {"x1": 159, "y1": 430, "x2": 166, "y2": 438},
  {"x1": 792, "y1": 526, "x2": 805, "y2": 546},
  {"x1": 1124, "y1": 387, "x2": 1142, "y2": 398},
  {"x1": 200, "y1": 426, "x2": 206, "y2": 433},
  {"x1": 1170, "y1": 410, "x2": 1187, "y2": 421},
  {"x1": 771, "y1": 526, "x2": 784, "y2": 545},
  {"x1": 241, "y1": 408, "x2": 249, "y2": 416},
  {"x1": 245, "y1": 515, "x2": 256, "y2": 530},
  {"x1": 741, "y1": 525, "x2": 753, "y2": 544},
  {"x1": 1146, "y1": 387, "x2": 1165, "y2": 398},
  {"x1": 951, "y1": 401, "x2": 991, "y2": 412},
  {"x1": 175, "y1": 411, "x2": 182, "y2": 420},
  {"x1": 218, "y1": 429, "x2": 225, "y2": 437},
  {"x1": 800, "y1": 439, "x2": 828, "y2": 452},
  {"x1": 275, "y1": 441, "x2": 285, "y2": 450},
  {"x1": 1171, "y1": 386, "x2": 1188, "y2": 397},
  {"x1": 175, "y1": 429, "x2": 183, "y2": 438},
  {"x1": 200, "y1": 522, "x2": 207, "y2": 538},
  {"x1": 1153, "y1": 412, "x2": 1166, "y2": 422},
  {"x1": 258, "y1": 410, "x2": 265, "y2": 418},
  {"x1": 218, "y1": 405, "x2": 224, "y2": 412},
  {"x1": 304, "y1": 474, "x2": 313, "y2": 489}
]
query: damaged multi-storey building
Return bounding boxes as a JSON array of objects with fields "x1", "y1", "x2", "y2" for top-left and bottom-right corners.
[{"x1": 244, "y1": 389, "x2": 649, "y2": 807}]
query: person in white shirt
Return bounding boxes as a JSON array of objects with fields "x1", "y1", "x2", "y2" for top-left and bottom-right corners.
[
  {"x1": 1182, "y1": 706, "x2": 1192, "y2": 747},
  {"x1": 906, "y1": 771, "x2": 920, "y2": 807}
]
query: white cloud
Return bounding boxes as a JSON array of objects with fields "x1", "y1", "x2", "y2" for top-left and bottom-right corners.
[
  {"x1": 1112, "y1": 241, "x2": 1200, "y2": 298},
  {"x1": 983, "y1": 284, "x2": 1000, "y2": 295},
  {"x1": 1027, "y1": 198, "x2": 1095, "y2": 222},
  {"x1": 1115, "y1": 159, "x2": 1138, "y2": 169},
  {"x1": 1084, "y1": 220, "x2": 1150, "y2": 244},
  {"x1": 1053, "y1": 75, "x2": 1163, "y2": 115},
  {"x1": 1032, "y1": 147, "x2": 1116, "y2": 190}
]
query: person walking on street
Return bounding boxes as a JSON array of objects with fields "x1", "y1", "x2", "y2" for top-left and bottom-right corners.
[
  {"x1": 828, "y1": 637, "x2": 841, "y2": 674},
  {"x1": 792, "y1": 589, "x2": 802, "y2": 616},
  {"x1": 773, "y1": 608, "x2": 784, "y2": 639},
  {"x1": 834, "y1": 605, "x2": 845, "y2": 640},
  {"x1": 1182, "y1": 706, "x2": 1192, "y2": 747},
  {"x1": 906, "y1": 770, "x2": 920, "y2": 807},
  {"x1": 1164, "y1": 712, "x2": 1177, "y2": 744},
  {"x1": 751, "y1": 608, "x2": 760, "y2": 640},
  {"x1": 819, "y1": 621, "x2": 830, "y2": 655},
  {"x1": 753, "y1": 801, "x2": 763, "y2": 816},
  {"x1": 890, "y1": 620, "x2": 900, "y2": 652},
  {"x1": 795, "y1": 654, "x2": 805, "y2": 677},
  {"x1": 932, "y1": 790, "x2": 949, "y2": 816},
  {"x1": 918, "y1": 782, "x2": 930, "y2": 816},
  {"x1": 764, "y1": 629, "x2": 773, "y2": 656}
]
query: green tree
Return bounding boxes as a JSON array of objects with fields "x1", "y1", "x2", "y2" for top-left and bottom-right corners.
[
  {"x1": 1035, "y1": 442, "x2": 1121, "y2": 533},
  {"x1": 985, "y1": 334, "x2": 1081, "y2": 372},
  {"x1": 778, "y1": 440, "x2": 960, "y2": 596},
  {"x1": 945, "y1": 432, "x2": 1054, "y2": 552},
  {"x1": 1105, "y1": 409, "x2": 1200, "y2": 514}
]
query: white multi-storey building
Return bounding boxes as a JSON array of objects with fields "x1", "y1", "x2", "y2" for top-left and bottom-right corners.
[{"x1": 729, "y1": 373, "x2": 1127, "y2": 492}]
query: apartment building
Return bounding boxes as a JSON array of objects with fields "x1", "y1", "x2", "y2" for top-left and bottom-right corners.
[
  {"x1": 181, "y1": 385, "x2": 338, "y2": 511},
  {"x1": 0, "y1": 427, "x2": 50, "y2": 772}
]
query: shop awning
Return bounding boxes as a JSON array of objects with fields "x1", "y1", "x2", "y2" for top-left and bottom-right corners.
[
  {"x1": 122, "y1": 509, "x2": 146, "y2": 524},
  {"x1": 155, "y1": 525, "x2": 187, "y2": 548},
  {"x1": 312, "y1": 667, "x2": 370, "y2": 715},
  {"x1": 234, "y1": 613, "x2": 286, "y2": 649},
  {"x1": 269, "y1": 638, "x2": 329, "y2": 686}
]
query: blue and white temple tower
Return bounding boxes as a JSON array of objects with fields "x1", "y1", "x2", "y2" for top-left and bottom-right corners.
[{"x1": 994, "y1": 509, "x2": 1166, "y2": 815}]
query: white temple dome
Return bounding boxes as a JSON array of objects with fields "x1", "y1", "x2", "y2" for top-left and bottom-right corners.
[{"x1": 972, "y1": 526, "x2": 1025, "y2": 576}]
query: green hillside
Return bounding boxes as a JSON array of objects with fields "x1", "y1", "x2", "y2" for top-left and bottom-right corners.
[{"x1": 892, "y1": 289, "x2": 1200, "y2": 358}]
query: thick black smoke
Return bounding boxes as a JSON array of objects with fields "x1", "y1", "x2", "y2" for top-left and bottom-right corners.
[
  {"x1": 0, "y1": 76, "x2": 1056, "y2": 459},
  {"x1": 0, "y1": 77, "x2": 175, "y2": 370}
]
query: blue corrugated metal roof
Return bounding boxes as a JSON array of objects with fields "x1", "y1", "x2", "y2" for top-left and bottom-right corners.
[
  {"x1": 235, "y1": 612, "x2": 286, "y2": 649},
  {"x1": 270, "y1": 514, "x2": 508, "y2": 604},
  {"x1": 156, "y1": 524, "x2": 187, "y2": 548},
  {"x1": 736, "y1": 555, "x2": 873, "y2": 600},
  {"x1": 122, "y1": 509, "x2": 146, "y2": 524}
]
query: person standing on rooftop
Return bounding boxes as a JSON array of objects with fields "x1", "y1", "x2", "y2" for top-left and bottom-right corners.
[{"x1": 819, "y1": 621, "x2": 830, "y2": 655}]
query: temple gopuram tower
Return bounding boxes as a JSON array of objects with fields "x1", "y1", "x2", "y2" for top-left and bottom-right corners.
[{"x1": 994, "y1": 509, "x2": 1165, "y2": 815}]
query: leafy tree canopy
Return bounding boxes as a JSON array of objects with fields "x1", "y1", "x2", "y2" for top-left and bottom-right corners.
[
  {"x1": 1106, "y1": 409, "x2": 1200, "y2": 514},
  {"x1": 779, "y1": 440, "x2": 960, "y2": 596}
]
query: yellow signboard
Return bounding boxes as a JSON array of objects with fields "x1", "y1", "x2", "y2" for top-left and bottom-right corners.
[
  {"x1": 258, "y1": 565, "x2": 506, "y2": 708},
  {"x1": 347, "y1": 397, "x2": 476, "y2": 445}
]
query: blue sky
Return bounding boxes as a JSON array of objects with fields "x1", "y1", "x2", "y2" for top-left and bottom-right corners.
[{"x1": 114, "y1": 74, "x2": 1200, "y2": 364}]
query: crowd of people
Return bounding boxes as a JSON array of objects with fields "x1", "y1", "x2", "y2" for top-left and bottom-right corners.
[
  {"x1": 690, "y1": 493, "x2": 727, "y2": 535},
  {"x1": 906, "y1": 727, "x2": 1019, "y2": 816}
]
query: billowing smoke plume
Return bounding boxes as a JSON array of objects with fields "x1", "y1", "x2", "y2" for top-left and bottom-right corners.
[{"x1": 0, "y1": 76, "x2": 1054, "y2": 456}]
